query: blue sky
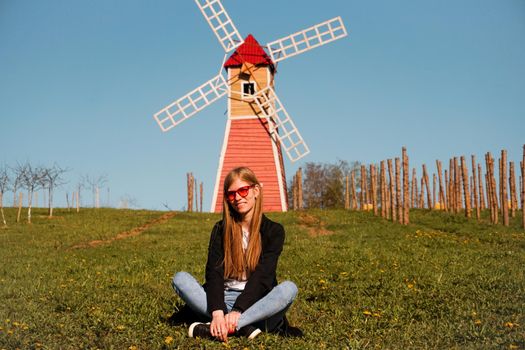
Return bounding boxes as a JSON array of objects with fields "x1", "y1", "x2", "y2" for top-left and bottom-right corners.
[{"x1": 1, "y1": 0, "x2": 524, "y2": 211}]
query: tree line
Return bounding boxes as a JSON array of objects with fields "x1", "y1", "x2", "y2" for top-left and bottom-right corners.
[{"x1": 288, "y1": 160, "x2": 362, "y2": 209}]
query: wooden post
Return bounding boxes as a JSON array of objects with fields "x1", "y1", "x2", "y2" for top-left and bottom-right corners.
[
  {"x1": 501, "y1": 150, "x2": 509, "y2": 226},
  {"x1": 448, "y1": 159, "x2": 453, "y2": 211},
  {"x1": 419, "y1": 177, "x2": 425, "y2": 208},
  {"x1": 436, "y1": 160, "x2": 446, "y2": 211},
  {"x1": 388, "y1": 159, "x2": 396, "y2": 221},
  {"x1": 380, "y1": 161, "x2": 386, "y2": 217},
  {"x1": 17, "y1": 193, "x2": 23, "y2": 223},
  {"x1": 297, "y1": 168, "x2": 303, "y2": 210},
  {"x1": 360, "y1": 165, "x2": 366, "y2": 210},
  {"x1": 292, "y1": 175, "x2": 297, "y2": 210},
  {"x1": 431, "y1": 173, "x2": 436, "y2": 209},
  {"x1": 444, "y1": 169, "x2": 449, "y2": 211},
  {"x1": 509, "y1": 162, "x2": 517, "y2": 218},
  {"x1": 499, "y1": 156, "x2": 503, "y2": 216},
  {"x1": 492, "y1": 157, "x2": 499, "y2": 224},
  {"x1": 487, "y1": 153, "x2": 499, "y2": 224},
  {"x1": 485, "y1": 154, "x2": 492, "y2": 215},
  {"x1": 395, "y1": 158, "x2": 402, "y2": 221},
  {"x1": 370, "y1": 165, "x2": 378, "y2": 215},
  {"x1": 422, "y1": 164, "x2": 431, "y2": 210},
  {"x1": 460, "y1": 156, "x2": 471, "y2": 218},
  {"x1": 402, "y1": 147, "x2": 409, "y2": 224},
  {"x1": 187, "y1": 172, "x2": 194, "y2": 213},
  {"x1": 478, "y1": 164, "x2": 485, "y2": 210},
  {"x1": 351, "y1": 170, "x2": 357, "y2": 210},
  {"x1": 199, "y1": 182, "x2": 203, "y2": 213},
  {"x1": 453, "y1": 157, "x2": 462, "y2": 213},
  {"x1": 411, "y1": 168, "x2": 417, "y2": 208},
  {"x1": 486, "y1": 153, "x2": 494, "y2": 223},
  {"x1": 520, "y1": 145, "x2": 525, "y2": 229},
  {"x1": 471, "y1": 155, "x2": 480, "y2": 220},
  {"x1": 193, "y1": 178, "x2": 198, "y2": 212},
  {"x1": 364, "y1": 165, "x2": 370, "y2": 208}
]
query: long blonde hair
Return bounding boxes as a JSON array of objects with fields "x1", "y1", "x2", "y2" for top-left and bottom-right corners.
[{"x1": 222, "y1": 167, "x2": 263, "y2": 280}]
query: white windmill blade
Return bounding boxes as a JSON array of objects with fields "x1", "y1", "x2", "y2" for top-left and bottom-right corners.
[
  {"x1": 153, "y1": 74, "x2": 228, "y2": 132},
  {"x1": 250, "y1": 87, "x2": 310, "y2": 162},
  {"x1": 195, "y1": 0, "x2": 244, "y2": 52},
  {"x1": 266, "y1": 16, "x2": 347, "y2": 63}
]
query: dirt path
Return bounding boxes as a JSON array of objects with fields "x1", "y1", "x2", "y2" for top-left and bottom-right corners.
[
  {"x1": 69, "y1": 211, "x2": 177, "y2": 250},
  {"x1": 297, "y1": 212, "x2": 334, "y2": 236}
]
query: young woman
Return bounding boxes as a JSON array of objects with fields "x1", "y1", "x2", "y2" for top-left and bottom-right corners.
[{"x1": 172, "y1": 167, "x2": 301, "y2": 341}]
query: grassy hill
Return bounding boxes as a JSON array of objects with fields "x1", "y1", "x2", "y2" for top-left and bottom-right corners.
[{"x1": 0, "y1": 208, "x2": 523, "y2": 349}]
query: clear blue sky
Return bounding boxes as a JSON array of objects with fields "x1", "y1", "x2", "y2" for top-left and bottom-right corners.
[{"x1": 1, "y1": 0, "x2": 524, "y2": 210}]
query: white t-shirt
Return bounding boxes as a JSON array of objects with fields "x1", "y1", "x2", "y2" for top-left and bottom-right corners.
[{"x1": 224, "y1": 228, "x2": 250, "y2": 291}]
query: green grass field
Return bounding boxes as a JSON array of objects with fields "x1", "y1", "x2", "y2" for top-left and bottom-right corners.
[{"x1": 0, "y1": 208, "x2": 523, "y2": 349}]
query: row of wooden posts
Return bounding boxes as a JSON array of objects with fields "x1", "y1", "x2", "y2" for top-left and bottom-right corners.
[
  {"x1": 291, "y1": 145, "x2": 525, "y2": 229},
  {"x1": 186, "y1": 172, "x2": 204, "y2": 212}
]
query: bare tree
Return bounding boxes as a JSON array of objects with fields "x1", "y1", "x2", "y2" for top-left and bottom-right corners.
[
  {"x1": 11, "y1": 165, "x2": 23, "y2": 207},
  {"x1": 75, "y1": 177, "x2": 85, "y2": 212},
  {"x1": 17, "y1": 163, "x2": 45, "y2": 223},
  {"x1": 119, "y1": 194, "x2": 138, "y2": 209},
  {"x1": 0, "y1": 165, "x2": 9, "y2": 227},
  {"x1": 41, "y1": 165, "x2": 68, "y2": 218},
  {"x1": 82, "y1": 174, "x2": 107, "y2": 208}
]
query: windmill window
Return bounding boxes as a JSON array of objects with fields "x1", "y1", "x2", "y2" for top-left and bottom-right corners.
[{"x1": 242, "y1": 82, "x2": 255, "y2": 97}]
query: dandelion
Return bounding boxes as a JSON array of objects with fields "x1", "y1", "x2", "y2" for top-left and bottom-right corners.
[
  {"x1": 363, "y1": 310, "x2": 372, "y2": 316},
  {"x1": 504, "y1": 322, "x2": 519, "y2": 329},
  {"x1": 128, "y1": 346, "x2": 138, "y2": 350},
  {"x1": 164, "y1": 336, "x2": 174, "y2": 345},
  {"x1": 407, "y1": 283, "x2": 414, "y2": 289},
  {"x1": 474, "y1": 320, "x2": 481, "y2": 325},
  {"x1": 372, "y1": 312, "x2": 381, "y2": 318},
  {"x1": 116, "y1": 325, "x2": 126, "y2": 331}
]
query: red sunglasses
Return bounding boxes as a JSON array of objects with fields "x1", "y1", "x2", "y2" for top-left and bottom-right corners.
[{"x1": 225, "y1": 184, "x2": 255, "y2": 202}]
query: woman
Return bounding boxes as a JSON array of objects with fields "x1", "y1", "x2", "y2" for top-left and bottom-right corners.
[{"x1": 172, "y1": 167, "x2": 301, "y2": 342}]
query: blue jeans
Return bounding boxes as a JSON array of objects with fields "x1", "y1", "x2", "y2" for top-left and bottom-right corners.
[{"x1": 172, "y1": 271, "x2": 297, "y2": 331}]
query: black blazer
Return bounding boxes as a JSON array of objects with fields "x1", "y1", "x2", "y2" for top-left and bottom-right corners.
[{"x1": 204, "y1": 214, "x2": 285, "y2": 314}]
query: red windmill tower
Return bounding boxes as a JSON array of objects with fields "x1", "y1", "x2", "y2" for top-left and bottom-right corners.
[{"x1": 153, "y1": 0, "x2": 347, "y2": 212}]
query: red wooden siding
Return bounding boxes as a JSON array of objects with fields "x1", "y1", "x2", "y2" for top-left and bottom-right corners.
[{"x1": 214, "y1": 117, "x2": 286, "y2": 213}]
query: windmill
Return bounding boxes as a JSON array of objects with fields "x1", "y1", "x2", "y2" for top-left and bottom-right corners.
[{"x1": 153, "y1": 0, "x2": 348, "y2": 212}]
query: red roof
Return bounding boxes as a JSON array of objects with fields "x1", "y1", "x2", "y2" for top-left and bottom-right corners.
[{"x1": 224, "y1": 34, "x2": 275, "y2": 71}]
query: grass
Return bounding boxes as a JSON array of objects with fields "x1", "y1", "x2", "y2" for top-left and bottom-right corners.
[{"x1": 0, "y1": 207, "x2": 523, "y2": 349}]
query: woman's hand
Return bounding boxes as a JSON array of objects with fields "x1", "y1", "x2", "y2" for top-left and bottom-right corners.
[
  {"x1": 211, "y1": 310, "x2": 229, "y2": 342},
  {"x1": 225, "y1": 311, "x2": 241, "y2": 334}
]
